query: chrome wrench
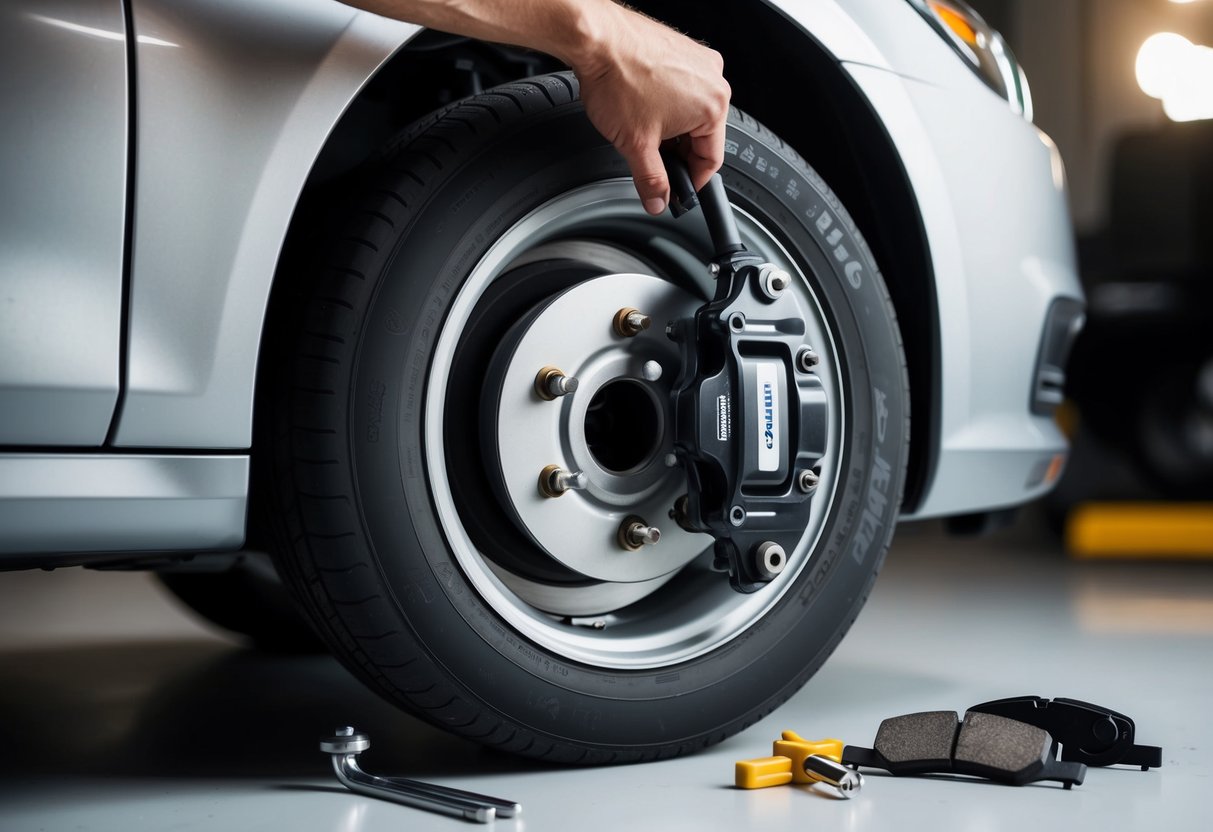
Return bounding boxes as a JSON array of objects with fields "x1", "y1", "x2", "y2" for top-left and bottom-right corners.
[{"x1": 320, "y1": 727, "x2": 521, "y2": 822}]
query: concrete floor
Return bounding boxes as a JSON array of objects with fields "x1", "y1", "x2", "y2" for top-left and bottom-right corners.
[{"x1": 0, "y1": 519, "x2": 1209, "y2": 831}]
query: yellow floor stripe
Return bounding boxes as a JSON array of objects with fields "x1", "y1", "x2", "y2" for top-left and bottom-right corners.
[{"x1": 1067, "y1": 502, "x2": 1213, "y2": 558}]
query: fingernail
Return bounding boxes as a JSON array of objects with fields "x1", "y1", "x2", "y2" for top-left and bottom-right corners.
[{"x1": 644, "y1": 197, "x2": 667, "y2": 216}]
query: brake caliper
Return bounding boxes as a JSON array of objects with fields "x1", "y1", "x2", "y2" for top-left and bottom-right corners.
[{"x1": 663, "y1": 154, "x2": 829, "y2": 593}]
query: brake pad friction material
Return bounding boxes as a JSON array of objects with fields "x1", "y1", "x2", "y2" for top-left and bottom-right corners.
[
  {"x1": 953, "y1": 712, "x2": 1051, "y2": 777},
  {"x1": 969, "y1": 695, "x2": 1163, "y2": 770},
  {"x1": 873, "y1": 711, "x2": 957, "y2": 767},
  {"x1": 843, "y1": 710, "x2": 1087, "y2": 788}
]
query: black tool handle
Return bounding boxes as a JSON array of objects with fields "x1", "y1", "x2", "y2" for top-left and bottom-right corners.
[
  {"x1": 660, "y1": 143, "x2": 699, "y2": 218},
  {"x1": 659, "y1": 146, "x2": 745, "y2": 258}
]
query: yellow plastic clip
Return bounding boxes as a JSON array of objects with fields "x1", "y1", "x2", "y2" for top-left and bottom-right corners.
[{"x1": 735, "y1": 731, "x2": 846, "y2": 789}]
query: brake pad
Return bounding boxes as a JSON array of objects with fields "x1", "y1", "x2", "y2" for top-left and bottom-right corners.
[
  {"x1": 969, "y1": 696, "x2": 1162, "y2": 769},
  {"x1": 842, "y1": 710, "x2": 1087, "y2": 788}
]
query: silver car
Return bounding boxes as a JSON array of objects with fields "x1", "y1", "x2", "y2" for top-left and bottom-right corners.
[{"x1": 1, "y1": 0, "x2": 1082, "y2": 762}]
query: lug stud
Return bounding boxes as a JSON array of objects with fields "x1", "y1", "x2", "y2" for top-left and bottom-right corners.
[
  {"x1": 796, "y1": 346, "x2": 820, "y2": 372},
  {"x1": 797, "y1": 468, "x2": 820, "y2": 493},
  {"x1": 614, "y1": 307, "x2": 652, "y2": 338},
  {"x1": 538, "y1": 464, "x2": 586, "y2": 498},
  {"x1": 535, "y1": 366, "x2": 579, "y2": 400},
  {"x1": 619, "y1": 516, "x2": 662, "y2": 550},
  {"x1": 759, "y1": 265, "x2": 791, "y2": 301},
  {"x1": 642, "y1": 360, "x2": 663, "y2": 382},
  {"x1": 754, "y1": 541, "x2": 787, "y2": 579}
]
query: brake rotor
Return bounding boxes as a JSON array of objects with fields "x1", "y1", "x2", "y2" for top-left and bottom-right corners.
[{"x1": 481, "y1": 273, "x2": 713, "y2": 583}]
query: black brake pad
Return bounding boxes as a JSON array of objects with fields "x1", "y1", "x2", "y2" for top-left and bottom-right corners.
[
  {"x1": 842, "y1": 710, "x2": 1087, "y2": 788},
  {"x1": 969, "y1": 696, "x2": 1162, "y2": 769}
]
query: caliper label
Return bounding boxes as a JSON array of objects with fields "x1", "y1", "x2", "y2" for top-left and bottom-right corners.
[
  {"x1": 755, "y1": 362, "x2": 780, "y2": 471},
  {"x1": 716, "y1": 394, "x2": 731, "y2": 441}
]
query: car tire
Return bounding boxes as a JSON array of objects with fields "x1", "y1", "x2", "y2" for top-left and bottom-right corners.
[{"x1": 264, "y1": 73, "x2": 908, "y2": 763}]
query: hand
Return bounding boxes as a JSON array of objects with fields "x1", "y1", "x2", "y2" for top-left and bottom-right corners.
[{"x1": 572, "y1": 6, "x2": 731, "y2": 215}]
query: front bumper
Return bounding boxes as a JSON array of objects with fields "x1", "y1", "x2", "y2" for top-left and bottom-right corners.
[{"x1": 844, "y1": 64, "x2": 1083, "y2": 519}]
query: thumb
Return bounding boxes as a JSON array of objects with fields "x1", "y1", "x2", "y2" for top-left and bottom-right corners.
[{"x1": 620, "y1": 143, "x2": 670, "y2": 216}]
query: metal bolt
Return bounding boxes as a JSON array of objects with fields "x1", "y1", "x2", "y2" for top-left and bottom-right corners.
[
  {"x1": 728, "y1": 312, "x2": 746, "y2": 332},
  {"x1": 534, "y1": 366, "x2": 579, "y2": 400},
  {"x1": 642, "y1": 360, "x2": 663, "y2": 382},
  {"x1": 754, "y1": 541, "x2": 787, "y2": 579},
  {"x1": 538, "y1": 464, "x2": 587, "y2": 498},
  {"x1": 708, "y1": 262, "x2": 721, "y2": 277},
  {"x1": 759, "y1": 264, "x2": 792, "y2": 301},
  {"x1": 568, "y1": 616, "x2": 608, "y2": 629},
  {"x1": 796, "y1": 347, "x2": 820, "y2": 372},
  {"x1": 803, "y1": 754, "x2": 864, "y2": 798},
  {"x1": 729, "y1": 505, "x2": 746, "y2": 527},
  {"x1": 618, "y1": 516, "x2": 662, "y2": 551},
  {"x1": 797, "y1": 468, "x2": 820, "y2": 494},
  {"x1": 664, "y1": 452, "x2": 679, "y2": 468},
  {"x1": 614, "y1": 307, "x2": 652, "y2": 337}
]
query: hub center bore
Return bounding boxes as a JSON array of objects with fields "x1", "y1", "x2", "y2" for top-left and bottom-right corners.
[{"x1": 584, "y1": 379, "x2": 663, "y2": 474}]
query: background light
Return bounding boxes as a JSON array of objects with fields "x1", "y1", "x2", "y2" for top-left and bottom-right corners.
[{"x1": 1136, "y1": 32, "x2": 1213, "y2": 121}]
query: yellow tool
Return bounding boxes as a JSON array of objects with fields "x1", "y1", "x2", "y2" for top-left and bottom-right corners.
[{"x1": 735, "y1": 731, "x2": 863, "y2": 797}]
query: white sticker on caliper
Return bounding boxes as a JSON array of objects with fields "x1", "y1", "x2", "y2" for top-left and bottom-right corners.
[{"x1": 756, "y1": 363, "x2": 780, "y2": 471}]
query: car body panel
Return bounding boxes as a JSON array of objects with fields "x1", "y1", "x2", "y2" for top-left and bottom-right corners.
[
  {"x1": 842, "y1": 64, "x2": 1080, "y2": 516},
  {"x1": 111, "y1": 0, "x2": 415, "y2": 447},
  {"x1": 0, "y1": 0, "x2": 1081, "y2": 557},
  {"x1": 0, "y1": 453, "x2": 247, "y2": 556},
  {"x1": 0, "y1": 0, "x2": 128, "y2": 445}
]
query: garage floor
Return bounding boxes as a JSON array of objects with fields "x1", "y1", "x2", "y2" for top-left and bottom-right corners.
[{"x1": 0, "y1": 519, "x2": 1208, "y2": 831}]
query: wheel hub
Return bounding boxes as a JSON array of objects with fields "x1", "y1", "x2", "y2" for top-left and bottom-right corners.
[{"x1": 482, "y1": 272, "x2": 713, "y2": 584}]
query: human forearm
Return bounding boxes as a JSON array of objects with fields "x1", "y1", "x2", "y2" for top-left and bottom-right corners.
[
  {"x1": 338, "y1": 0, "x2": 621, "y2": 71},
  {"x1": 340, "y1": 0, "x2": 730, "y2": 214}
]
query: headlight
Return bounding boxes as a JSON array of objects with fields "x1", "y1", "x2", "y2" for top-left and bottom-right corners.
[{"x1": 906, "y1": 0, "x2": 1033, "y2": 121}]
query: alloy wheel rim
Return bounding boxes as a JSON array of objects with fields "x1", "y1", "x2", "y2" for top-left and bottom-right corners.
[{"x1": 422, "y1": 179, "x2": 845, "y2": 669}]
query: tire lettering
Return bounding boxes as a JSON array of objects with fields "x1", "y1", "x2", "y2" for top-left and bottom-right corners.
[
  {"x1": 849, "y1": 451, "x2": 892, "y2": 564},
  {"x1": 384, "y1": 307, "x2": 406, "y2": 334},
  {"x1": 527, "y1": 691, "x2": 561, "y2": 719},
  {"x1": 813, "y1": 209, "x2": 864, "y2": 289},
  {"x1": 366, "y1": 380, "x2": 386, "y2": 442},
  {"x1": 874, "y1": 386, "x2": 889, "y2": 444}
]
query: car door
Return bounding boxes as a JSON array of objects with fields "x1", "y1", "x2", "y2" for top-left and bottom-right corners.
[{"x1": 0, "y1": 0, "x2": 128, "y2": 445}]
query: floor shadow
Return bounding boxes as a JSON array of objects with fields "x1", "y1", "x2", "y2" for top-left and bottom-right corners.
[{"x1": 0, "y1": 641, "x2": 550, "y2": 780}]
